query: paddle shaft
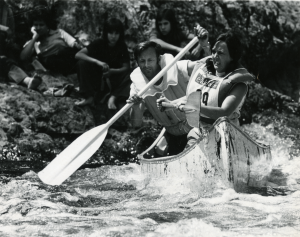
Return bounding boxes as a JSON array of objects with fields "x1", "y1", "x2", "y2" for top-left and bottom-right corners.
[{"x1": 106, "y1": 37, "x2": 199, "y2": 127}]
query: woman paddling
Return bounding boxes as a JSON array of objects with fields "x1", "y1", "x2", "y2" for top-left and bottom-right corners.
[{"x1": 157, "y1": 25, "x2": 254, "y2": 147}]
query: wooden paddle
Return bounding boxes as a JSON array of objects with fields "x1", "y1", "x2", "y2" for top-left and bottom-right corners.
[{"x1": 38, "y1": 37, "x2": 200, "y2": 186}]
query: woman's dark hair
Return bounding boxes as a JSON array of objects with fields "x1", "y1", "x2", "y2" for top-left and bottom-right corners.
[
  {"x1": 216, "y1": 31, "x2": 243, "y2": 63},
  {"x1": 29, "y1": 8, "x2": 56, "y2": 29},
  {"x1": 134, "y1": 41, "x2": 162, "y2": 61},
  {"x1": 206, "y1": 31, "x2": 243, "y2": 75},
  {"x1": 205, "y1": 58, "x2": 216, "y2": 75},
  {"x1": 102, "y1": 18, "x2": 125, "y2": 45},
  {"x1": 155, "y1": 9, "x2": 182, "y2": 47}
]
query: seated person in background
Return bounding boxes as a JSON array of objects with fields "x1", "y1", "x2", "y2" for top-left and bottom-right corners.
[
  {"x1": 149, "y1": 8, "x2": 210, "y2": 61},
  {"x1": 124, "y1": 34, "x2": 138, "y2": 70},
  {"x1": 157, "y1": 26, "x2": 254, "y2": 148},
  {"x1": 0, "y1": 0, "x2": 41, "y2": 89},
  {"x1": 127, "y1": 41, "x2": 195, "y2": 155},
  {"x1": 20, "y1": 8, "x2": 81, "y2": 76},
  {"x1": 106, "y1": 34, "x2": 138, "y2": 111},
  {"x1": 0, "y1": 0, "x2": 14, "y2": 82},
  {"x1": 7, "y1": 63, "x2": 42, "y2": 89},
  {"x1": 0, "y1": 0, "x2": 14, "y2": 58},
  {"x1": 75, "y1": 30, "x2": 92, "y2": 48},
  {"x1": 75, "y1": 18, "x2": 130, "y2": 107}
]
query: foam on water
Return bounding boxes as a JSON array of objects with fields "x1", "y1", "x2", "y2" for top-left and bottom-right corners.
[
  {"x1": 243, "y1": 123, "x2": 300, "y2": 191},
  {"x1": 0, "y1": 123, "x2": 299, "y2": 236},
  {"x1": 146, "y1": 218, "x2": 224, "y2": 237},
  {"x1": 242, "y1": 123, "x2": 293, "y2": 165}
]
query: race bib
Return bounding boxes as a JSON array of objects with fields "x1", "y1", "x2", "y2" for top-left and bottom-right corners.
[{"x1": 195, "y1": 73, "x2": 220, "y2": 89}]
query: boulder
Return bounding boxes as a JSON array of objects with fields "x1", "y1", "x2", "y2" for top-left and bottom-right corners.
[{"x1": 0, "y1": 81, "x2": 94, "y2": 154}]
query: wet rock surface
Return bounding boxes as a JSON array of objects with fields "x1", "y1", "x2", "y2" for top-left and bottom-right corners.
[{"x1": 0, "y1": 72, "x2": 95, "y2": 174}]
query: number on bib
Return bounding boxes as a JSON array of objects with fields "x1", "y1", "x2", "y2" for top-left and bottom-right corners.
[{"x1": 202, "y1": 92, "x2": 209, "y2": 106}]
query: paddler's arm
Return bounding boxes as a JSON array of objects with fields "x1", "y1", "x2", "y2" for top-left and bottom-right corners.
[
  {"x1": 129, "y1": 102, "x2": 145, "y2": 127},
  {"x1": 156, "y1": 95, "x2": 187, "y2": 111},
  {"x1": 127, "y1": 84, "x2": 146, "y2": 127},
  {"x1": 200, "y1": 83, "x2": 247, "y2": 120}
]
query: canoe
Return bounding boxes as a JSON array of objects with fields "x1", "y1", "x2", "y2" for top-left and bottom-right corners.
[{"x1": 138, "y1": 117, "x2": 272, "y2": 193}]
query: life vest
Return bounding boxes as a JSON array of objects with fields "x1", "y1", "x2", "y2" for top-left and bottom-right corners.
[
  {"x1": 130, "y1": 54, "x2": 191, "y2": 135},
  {"x1": 187, "y1": 59, "x2": 248, "y2": 126}
]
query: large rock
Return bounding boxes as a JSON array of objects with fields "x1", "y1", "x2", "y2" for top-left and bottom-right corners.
[{"x1": 0, "y1": 82, "x2": 94, "y2": 153}]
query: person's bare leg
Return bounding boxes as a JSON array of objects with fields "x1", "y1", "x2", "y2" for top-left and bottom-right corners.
[
  {"x1": 75, "y1": 96, "x2": 94, "y2": 106},
  {"x1": 23, "y1": 75, "x2": 42, "y2": 89},
  {"x1": 107, "y1": 95, "x2": 117, "y2": 110}
]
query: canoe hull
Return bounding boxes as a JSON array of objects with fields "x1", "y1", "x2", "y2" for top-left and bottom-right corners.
[{"x1": 138, "y1": 117, "x2": 272, "y2": 192}]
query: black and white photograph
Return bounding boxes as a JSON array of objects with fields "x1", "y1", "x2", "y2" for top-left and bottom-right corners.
[{"x1": 0, "y1": 0, "x2": 300, "y2": 236}]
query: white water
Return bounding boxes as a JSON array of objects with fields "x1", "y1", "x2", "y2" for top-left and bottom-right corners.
[{"x1": 0, "y1": 123, "x2": 299, "y2": 237}]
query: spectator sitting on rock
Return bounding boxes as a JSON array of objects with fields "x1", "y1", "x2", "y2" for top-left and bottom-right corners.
[
  {"x1": 0, "y1": 0, "x2": 15, "y2": 59},
  {"x1": 103, "y1": 34, "x2": 139, "y2": 125},
  {"x1": 149, "y1": 8, "x2": 210, "y2": 61},
  {"x1": 75, "y1": 30, "x2": 92, "y2": 48},
  {"x1": 0, "y1": 0, "x2": 41, "y2": 89},
  {"x1": 105, "y1": 34, "x2": 138, "y2": 111},
  {"x1": 125, "y1": 34, "x2": 138, "y2": 70},
  {"x1": 75, "y1": 18, "x2": 130, "y2": 107},
  {"x1": 20, "y1": 7, "x2": 82, "y2": 76}
]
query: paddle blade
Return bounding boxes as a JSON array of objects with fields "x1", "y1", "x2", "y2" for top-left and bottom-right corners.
[
  {"x1": 38, "y1": 124, "x2": 108, "y2": 186},
  {"x1": 185, "y1": 90, "x2": 201, "y2": 128}
]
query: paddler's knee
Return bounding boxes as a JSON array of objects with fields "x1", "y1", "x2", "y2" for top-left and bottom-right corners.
[{"x1": 186, "y1": 128, "x2": 201, "y2": 148}]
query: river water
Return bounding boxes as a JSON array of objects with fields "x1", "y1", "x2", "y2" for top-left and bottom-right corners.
[{"x1": 0, "y1": 123, "x2": 300, "y2": 237}]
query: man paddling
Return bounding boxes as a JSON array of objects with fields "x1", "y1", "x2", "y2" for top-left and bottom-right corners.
[{"x1": 127, "y1": 41, "x2": 206, "y2": 155}]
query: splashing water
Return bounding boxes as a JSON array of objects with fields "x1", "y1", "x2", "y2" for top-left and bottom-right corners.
[{"x1": 0, "y1": 123, "x2": 300, "y2": 236}]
